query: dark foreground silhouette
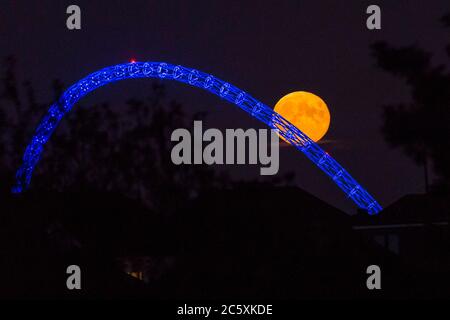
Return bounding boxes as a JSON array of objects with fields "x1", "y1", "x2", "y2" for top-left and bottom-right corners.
[{"x1": 2, "y1": 184, "x2": 448, "y2": 299}]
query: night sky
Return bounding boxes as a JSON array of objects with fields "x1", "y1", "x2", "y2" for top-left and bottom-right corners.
[{"x1": 1, "y1": 0, "x2": 449, "y2": 213}]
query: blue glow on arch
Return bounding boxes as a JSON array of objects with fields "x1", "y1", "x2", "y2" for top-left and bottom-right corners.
[{"x1": 12, "y1": 62, "x2": 383, "y2": 215}]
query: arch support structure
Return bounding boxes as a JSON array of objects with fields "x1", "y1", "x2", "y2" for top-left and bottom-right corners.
[{"x1": 12, "y1": 62, "x2": 382, "y2": 214}]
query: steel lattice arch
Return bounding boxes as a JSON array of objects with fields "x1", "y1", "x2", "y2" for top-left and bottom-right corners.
[{"x1": 12, "y1": 62, "x2": 382, "y2": 214}]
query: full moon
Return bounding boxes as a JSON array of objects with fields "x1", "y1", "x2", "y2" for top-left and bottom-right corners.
[{"x1": 274, "y1": 91, "x2": 330, "y2": 142}]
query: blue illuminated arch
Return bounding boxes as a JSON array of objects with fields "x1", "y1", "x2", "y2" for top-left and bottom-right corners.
[{"x1": 12, "y1": 62, "x2": 382, "y2": 214}]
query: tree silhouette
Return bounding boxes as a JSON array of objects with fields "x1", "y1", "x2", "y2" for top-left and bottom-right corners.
[
  {"x1": 0, "y1": 56, "x2": 230, "y2": 212},
  {"x1": 371, "y1": 14, "x2": 450, "y2": 193}
]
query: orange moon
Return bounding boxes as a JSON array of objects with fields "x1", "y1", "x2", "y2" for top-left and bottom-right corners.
[{"x1": 274, "y1": 91, "x2": 330, "y2": 142}]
